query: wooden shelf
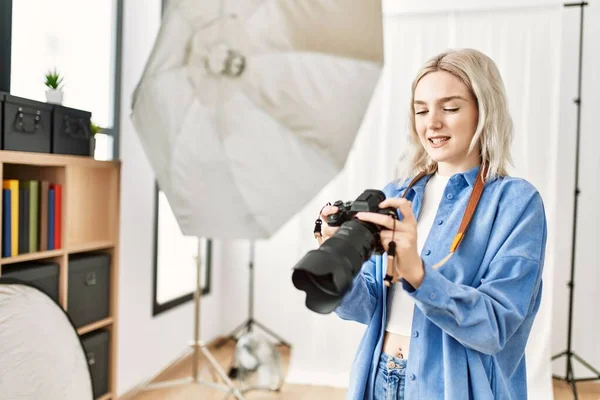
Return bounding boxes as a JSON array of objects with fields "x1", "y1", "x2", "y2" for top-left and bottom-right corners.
[
  {"x1": 0, "y1": 149, "x2": 119, "y2": 168},
  {"x1": 0, "y1": 150, "x2": 121, "y2": 399},
  {"x1": 77, "y1": 317, "x2": 113, "y2": 335},
  {"x1": 0, "y1": 248, "x2": 64, "y2": 265},
  {"x1": 68, "y1": 240, "x2": 114, "y2": 254}
]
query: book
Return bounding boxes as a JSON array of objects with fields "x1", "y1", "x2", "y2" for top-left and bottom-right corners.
[
  {"x1": 48, "y1": 187, "x2": 55, "y2": 250},
  {"x1": 40, "y1": 180, "x2": 50, "y2": 251},
  {"x1": 50, "y1": 183, "x2": 62, "y2": 249},
  {"x1": 2, "y1": 179, "x2": 19, "y2": 257},
  {"x1": 2, "y1": 189, "x2": 11, "y2": 257},
  {"x1": 18, "y1": 187, "x2": 30, "y2": 254},
  {"x1": 22, "y1": 180, "x2": 40, "y2": 253}
]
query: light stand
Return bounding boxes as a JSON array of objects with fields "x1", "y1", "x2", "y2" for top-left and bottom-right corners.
[
  {"x1": 128, "y1": 240, "x2": 245, "y2": 400},
  {"x1": 551, "y1": 3, "x2": 600, "y2": 399},
  {"x1": 222, "y1": 240, "x2": 292, "y2": 348}
]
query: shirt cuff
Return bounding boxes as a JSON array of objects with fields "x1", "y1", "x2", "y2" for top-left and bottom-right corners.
[{"x1": 402, "y1": 261, "x2": 450, "y2": 307}]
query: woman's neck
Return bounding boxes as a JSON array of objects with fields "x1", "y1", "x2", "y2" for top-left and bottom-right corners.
[{"x1": 436, "y1": 156, "x2": 481, "y2": 177}]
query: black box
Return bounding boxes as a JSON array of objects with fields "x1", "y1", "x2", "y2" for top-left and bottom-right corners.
[
  {"x1": 81, "y1": 329, "x2": 110, "y2": 398},
  {"x1": 67, "y1": 252, "x2": 110, "y2": 328},
  {"x1": 2, "y1": 260, "x2": 60, "y2": 304},
  {"x1": 51, "y1": 104, "x2": 92, "y2": 156},
  {"x1": 1, "y1": 93, "x2": 52, "y2": 153}
]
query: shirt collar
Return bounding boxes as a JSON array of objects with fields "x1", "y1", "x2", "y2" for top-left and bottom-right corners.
[
  {"x1": 406, "y1": 163, "x2": 483, "y2": 195},
  {"x1": 456, "y1": 164, "x2": 484, "y2": 188}
]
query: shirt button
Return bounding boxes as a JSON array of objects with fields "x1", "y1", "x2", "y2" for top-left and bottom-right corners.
[
  {"x1": 429, "y1": 292, "x2": 437, "y2": 300},
  {"x1": 436, "y1": 219, "x2": 443, "y2": 225},
  {"x1": 446, "y1": 193, "x2": 454, "y2": 200},
  {"x1": 413, "y1": 331, "x2": 419, "y2": 338},
  {"x1": 424, "y1": 249, "x2": 431, "y2": 256},
  {"x1": 409, "y1": 374, "x2": 416, "y2": 381}
]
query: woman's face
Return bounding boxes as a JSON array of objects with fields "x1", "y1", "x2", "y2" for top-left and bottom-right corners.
[{"x1": 413, "y1": 70, "x2": 480, "y2": 175}]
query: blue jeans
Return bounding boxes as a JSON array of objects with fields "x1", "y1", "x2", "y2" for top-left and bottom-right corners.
[{"x1": 374, "y1": 352, "x2": 407, "y2": 400}]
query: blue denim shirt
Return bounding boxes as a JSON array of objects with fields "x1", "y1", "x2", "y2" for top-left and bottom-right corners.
[{"x1": 335, "y1": 164, "x2": 547, "y2": 400}]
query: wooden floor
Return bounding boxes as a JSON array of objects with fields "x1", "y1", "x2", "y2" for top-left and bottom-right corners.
[{"x1": 122, "y1": 338, "x2": 600, "y2": 400}]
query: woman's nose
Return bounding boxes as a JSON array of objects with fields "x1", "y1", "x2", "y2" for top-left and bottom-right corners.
[{"x1": 427, "y1": 112, "x2": 443, "y2": 130}]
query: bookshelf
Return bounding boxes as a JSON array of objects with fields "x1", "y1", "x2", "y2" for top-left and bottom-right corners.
[{"x1": 0, "y1": 149, "x2": 120, "y2": 400}]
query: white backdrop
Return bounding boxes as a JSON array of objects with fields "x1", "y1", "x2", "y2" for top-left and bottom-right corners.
[{"x1": 218, "y1": 1, "x2": 564, "y2": 399}]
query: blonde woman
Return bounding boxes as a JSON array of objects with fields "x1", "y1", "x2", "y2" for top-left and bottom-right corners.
[{"x1": 321, "y1": 49, "x2": 547, "y2": 399}]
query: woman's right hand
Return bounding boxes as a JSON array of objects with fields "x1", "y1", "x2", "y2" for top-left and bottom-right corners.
[{"x1": 319, "y1": 205, "x2": 340, "y2": 243}]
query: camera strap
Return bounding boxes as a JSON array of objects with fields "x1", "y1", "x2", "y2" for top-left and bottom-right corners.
[
  {"x1": 314, "y1": 202, "x2": 332, "y2": 245},
  {"x1": 401, "y1": 163, "x2": 488, "y2": 270}
]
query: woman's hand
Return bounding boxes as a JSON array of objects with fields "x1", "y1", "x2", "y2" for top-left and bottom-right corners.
[
  {"x1": 356, "y1": 198, "x2": 425, "y2": 288},
  {"x1": 318, "y1": 205, "x2": 340, "y2": 244}
]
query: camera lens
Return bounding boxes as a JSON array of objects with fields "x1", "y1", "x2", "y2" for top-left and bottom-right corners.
[{"x1": 292, "y1": 218, "x2": 380, "y2": 314}]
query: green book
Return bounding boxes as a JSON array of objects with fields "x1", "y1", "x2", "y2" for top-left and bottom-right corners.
[{"x1": 23, "y1": 180, "x2": 39, "y2": 253}]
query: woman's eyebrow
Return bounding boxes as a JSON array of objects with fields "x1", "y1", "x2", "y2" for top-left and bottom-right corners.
[{"x1": 413, "y1": 95, "x2": 468, "y2": 105}]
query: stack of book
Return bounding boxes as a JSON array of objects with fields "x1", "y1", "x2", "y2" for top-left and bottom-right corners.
[{"x1": 2, "y1": 179, "x2": 62, "y2": 258}]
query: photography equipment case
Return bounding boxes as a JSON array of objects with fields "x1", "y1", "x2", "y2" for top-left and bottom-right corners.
[
  {"x1": 1, "y1": 260, "x2": 60, "y2": 304},
  {"x1": 0, "y1": 92, "x2": 53, "y2": 153},
  {"x1": 67, "y1": 251, "x2": 111, "y2": 328},
  {"x1": 51, "y1": 104, "x2": 92, "y2": 156},
  {"x1": 81, "y1": 328, "x2": 110, "y2": 398}
]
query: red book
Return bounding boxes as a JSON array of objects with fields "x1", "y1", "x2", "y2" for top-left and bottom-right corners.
[{"x1": 51, "y1": 183, "x2": 62, "y2": 249}]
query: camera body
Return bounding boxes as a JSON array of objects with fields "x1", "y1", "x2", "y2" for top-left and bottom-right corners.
[
  {"x1": 292, "y1": 188, "x2": 399, "y2": 314},
  {"x1": 326, "y1": 190, "x2": 398, "y2": 254}
]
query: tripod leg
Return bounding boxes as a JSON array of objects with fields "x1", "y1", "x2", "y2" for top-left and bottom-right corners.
[
  {"x1": 567, "y1": 356, "x2": 579, "y2": 400},
  {"x1": 199, "y1": 342, "x2": 245, "y2": 400},
  {"x1": 572, "y1": 352, "x2": 600, "y2": 378},
  {"x1": 251, "y1": 319, "x2": 292, "y2": 348}
]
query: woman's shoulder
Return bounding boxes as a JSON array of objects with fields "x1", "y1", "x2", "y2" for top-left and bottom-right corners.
[
  {"x1": 381, "y1": 177, "x2": 412, "y2": 198},
  {"x1": 487, "y1": 175, "x2": 544, "y2": 207}
]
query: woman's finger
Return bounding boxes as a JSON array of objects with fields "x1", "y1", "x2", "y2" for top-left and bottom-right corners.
[
  {"x1": 355, "y1": 212, "x2": 397, "y2": 230},
  {"x1": 380, "y1": 235, "x2": 412, "y2": 252},
  {"x1": 320, "y1": 205, "x2": 338, "y2": 218}
]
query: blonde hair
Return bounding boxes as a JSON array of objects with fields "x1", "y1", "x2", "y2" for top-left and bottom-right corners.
[{"x1": 397, "y1": 48, "x2": 514, "y2": 182}]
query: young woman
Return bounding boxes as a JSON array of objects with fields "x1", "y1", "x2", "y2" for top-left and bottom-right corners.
[{"x1": 319, "y1": 48, "x2": 547, "y2": 399}]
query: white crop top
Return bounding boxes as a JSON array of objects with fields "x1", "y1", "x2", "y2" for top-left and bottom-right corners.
[{"x1": 385, "y1": 172, "x2": 450, "y2": 336}]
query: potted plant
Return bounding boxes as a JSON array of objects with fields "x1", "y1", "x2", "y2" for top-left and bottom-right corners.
[
  {"x1": 89, "y1": 121, "x2": 103, "y2": 157},
  {"x1": 44, "y1": 68, "x2": 64, "y2": 104}
]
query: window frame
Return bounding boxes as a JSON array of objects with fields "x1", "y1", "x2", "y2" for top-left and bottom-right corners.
[{"x1": 151, "y1": 182, "x2": 212, "y2": 317}]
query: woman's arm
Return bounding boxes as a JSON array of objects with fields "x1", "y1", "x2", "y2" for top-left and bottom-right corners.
[
  {"x1": 334, "y1": 255, "x2": 379, "y2": 325},
  {"x1": 402, "y1": 192, "x2": 547, "y2": 355}
]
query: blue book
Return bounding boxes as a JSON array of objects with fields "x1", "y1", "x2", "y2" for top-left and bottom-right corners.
[
  {"x1": 48, "y1": 188, "x2": 55, "y2": 250},
  {"x1": 2, "y1": 189, "x2": 11, "y2": 257}
]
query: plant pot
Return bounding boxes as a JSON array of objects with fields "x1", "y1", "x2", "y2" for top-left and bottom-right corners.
[
  {"x1": 45, "y1": 89, "x2": 63, "y2": 105},
  {"x1": 90, "y1": 135, "x2": 96, "y2": 158}
]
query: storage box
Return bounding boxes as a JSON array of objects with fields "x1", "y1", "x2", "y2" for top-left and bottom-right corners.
[
  {"x1": 81, "y1": 329, "x2": 110, "y2": 398},
  {"x1": 51, "y1": 104, "x2": 92, "y2": 156},
  {"x1": 1, "y1": 93, "x2": 52, "y2": 153},
  {"x1": 2, "y1": 260, "x2": 60, "y2": 304},
  {"x1": 67, "y1": 252, "x2": 110, "y2": 328}
]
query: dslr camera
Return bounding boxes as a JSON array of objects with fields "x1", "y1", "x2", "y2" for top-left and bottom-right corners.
[{"x1": 292, "y1": 189, "x2": 398, "y2": 314}]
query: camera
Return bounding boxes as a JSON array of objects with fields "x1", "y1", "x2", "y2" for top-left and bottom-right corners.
[{"x1": 292, "y1": 189, "x2": 397, "y2": 314}]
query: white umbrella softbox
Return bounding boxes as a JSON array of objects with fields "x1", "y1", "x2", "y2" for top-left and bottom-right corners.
[
  {"x1": 131, "y1": 0, "x2": 384, "y2": 239},
  {"x1": 0, "y1": 278, "x2": 94, "y2": 400}
]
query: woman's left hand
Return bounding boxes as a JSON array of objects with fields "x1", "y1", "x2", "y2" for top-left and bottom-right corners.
[{"x1": 356, "y1": 198, "x2": 424, "y2": 288}]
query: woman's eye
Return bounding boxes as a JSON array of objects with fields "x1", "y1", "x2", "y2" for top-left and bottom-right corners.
[
  {"x1": 444, "y1": 108, "x2": 459, "y2": 112},
  {"x1": 415, "y1": 110, "x2": 428, "y2": 115}
]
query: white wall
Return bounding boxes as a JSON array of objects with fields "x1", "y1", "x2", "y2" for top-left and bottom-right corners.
[
  {"x1": 551, "y1": 1, "x2": 600, "y2": 379},
  {"x1": 116, "y1": 0, "x2": 224, "y2": 395}
]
